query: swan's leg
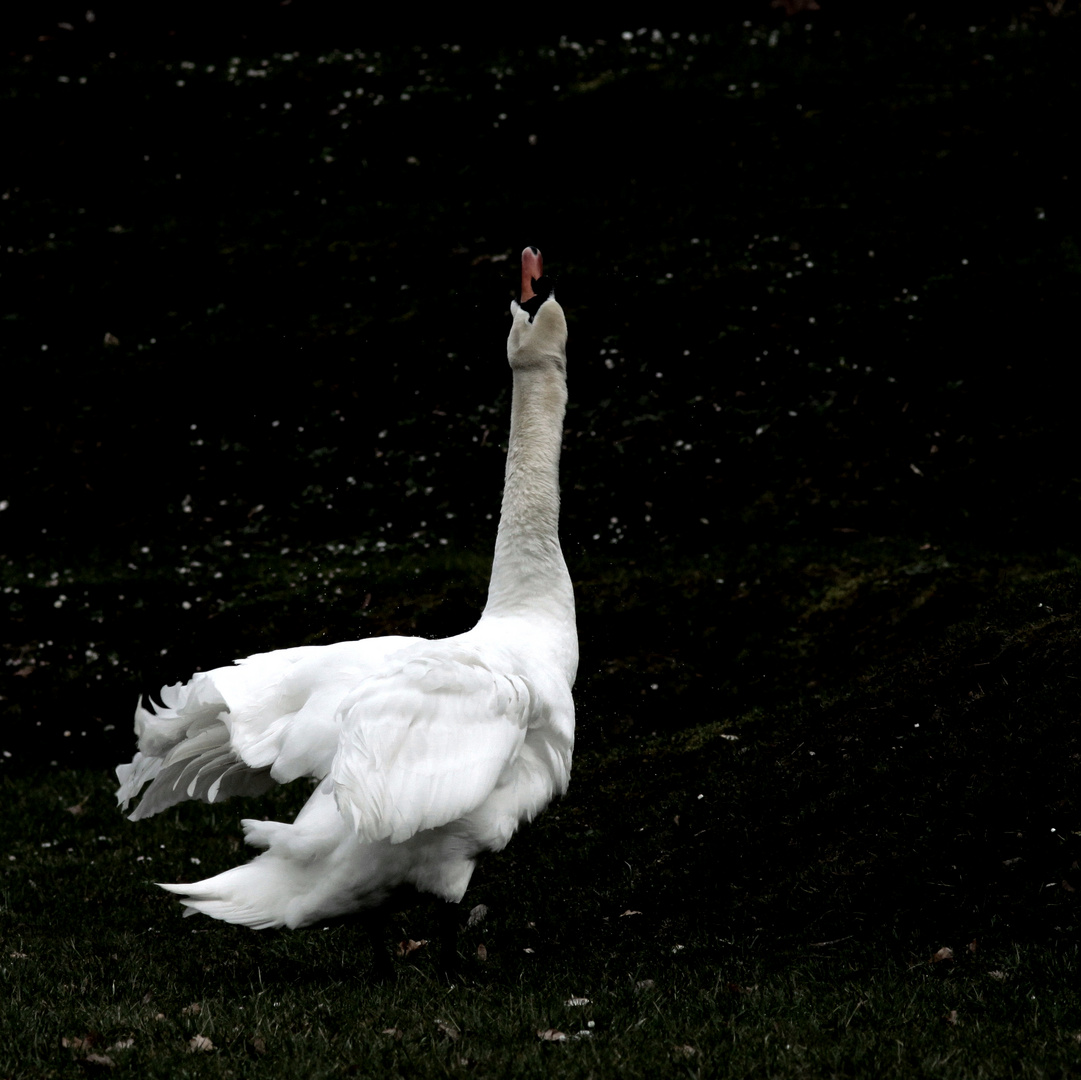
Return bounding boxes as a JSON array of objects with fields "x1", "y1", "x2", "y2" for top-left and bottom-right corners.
[
  {"x1": 363, "y1": 911, "x2": 395, "y2": 984},
  {"x1": 437, "y1": 901, "x2": 462, "y2": 982}
]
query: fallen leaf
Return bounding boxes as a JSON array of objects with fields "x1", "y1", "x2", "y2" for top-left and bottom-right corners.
[
  {"x1": 107, "y1": 1039, "x2": 134, "y2": 1051},
  {"x1": 538, "y1": 1028, "x2": 568, "y2": 1042},
  {"x1": 188, "y1": 1034, "x2": 214, "y2": 1052},
  {"x1": 636, "y1": 979, "x2": 655, "y2": 991},
  {"x1": 931, "y1": 947, "x2": 954, "y2": 964},
  {"x1": 565, "y1": 997, "x2": 590, "y2": 1007},
  {"x1": 65, "y1": 797, "x2": 89, "y2": 816},
  {"x1": 182, "y1": 1002, "x2": 202, "y2": 1015},
  {"x1": 675, "y1": 1045, "x2": 698, "y2": 1057},
  {"x1": 476, "y1": 943, "x2": 487, "y2": 961},
  {"x1": 620, "y1": 910, "x2": 642, "y2": 917},
  {"x1": 84, "y1": 1052, "x2": 115, "y2": 1067},
  {"x1": 248, "y1": 1036, "x2": 266, "y2": 1055},
  {"x1": 381, "y1": 1028, "x2": 403, "y2": 1040},
  {"x1": 467, "y1": 904, "x2": 488, "y2": 927},
  {"x1": 396, "y1": 938, "x2": 428, "y2": 957},
  {"x1": 944, "y1": 1010, "x2": 959, "y2": 1026},
  {"x1": 989, "y1": 970, "x2": 1007, "y2": 981},
  {"x1": 435, "y1": 1020, "x2": 460, "y2": 1040}
]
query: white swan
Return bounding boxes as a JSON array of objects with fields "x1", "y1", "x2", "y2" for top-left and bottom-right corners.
[{"x1": 116, "y1": 247, "x2": 576, "y2": 966}]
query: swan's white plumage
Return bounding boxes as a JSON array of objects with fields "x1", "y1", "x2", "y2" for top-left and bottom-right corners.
[{"x1": 116, "y1": 267, "x2": 575, "y2": 934}]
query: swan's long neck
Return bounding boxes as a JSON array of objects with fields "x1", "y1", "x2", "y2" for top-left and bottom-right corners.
[{"x1": 483, "y1": 363, "x2": 573, "y2": 620}]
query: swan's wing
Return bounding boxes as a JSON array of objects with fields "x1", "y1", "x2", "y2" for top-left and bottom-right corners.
[
  {"x1": 331, "y1": 648, "x2": 533, "y2": 844},
  {"x1": 116, "y1": 637, "x2": 420, "y2": 820}
]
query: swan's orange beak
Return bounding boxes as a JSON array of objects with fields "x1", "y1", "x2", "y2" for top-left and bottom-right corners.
[{"x1": 521, "y1": 246, "x2": 543, "y2": 303}]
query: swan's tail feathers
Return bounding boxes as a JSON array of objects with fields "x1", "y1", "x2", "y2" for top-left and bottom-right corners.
[
  {"x1": 116, "y1": 684, "x2": 275, "y2": 821},
  {"x1": 159, "y1": 863, "x2": 294, "y2": 930},
  {"x1": 157, "y1": 799, "x2": 390, "y2": 929},
  {"x1": 155, "y1": 810, "x2": 323, "y2": 929}
]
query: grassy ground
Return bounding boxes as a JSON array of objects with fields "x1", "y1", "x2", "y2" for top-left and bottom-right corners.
[
  {"x1": 4, "y1": 10, "x2": 1080, "y2": 1078},
  {"x1": 4, "y1": 549, "x2": 1080, "y2": 1077}
]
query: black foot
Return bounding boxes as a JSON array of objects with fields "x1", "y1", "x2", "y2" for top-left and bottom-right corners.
[
  {"x1": 364, "y1": 912, "x2": 396, "y2": 984},
  {"x1": 437, "y1": 901, "x2": 462, "y2": 983}
]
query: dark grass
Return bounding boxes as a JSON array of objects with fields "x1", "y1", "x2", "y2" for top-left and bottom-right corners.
[
  {"x1": 5, "y1": 551, "x2": 1081, "y2": 1076},
  {"x1": 4, "y1": 9, "x2": 1081, "y2": 1078}
]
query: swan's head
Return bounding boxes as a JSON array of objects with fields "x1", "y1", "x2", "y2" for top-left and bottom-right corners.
[
  {"x1": 507, "y1": 245, "x2": 567, "y2": 372},
  {"x1": 508, "y1": 295, "x2": 567, "y2": 373}
]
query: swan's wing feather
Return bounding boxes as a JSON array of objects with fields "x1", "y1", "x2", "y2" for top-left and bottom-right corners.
[
  {"x1": 331, "y1": 649, "x2": 532, "y2": 844},
  {"x1": 116, "y1": 637, "x2": 420, "y2": 819}
]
